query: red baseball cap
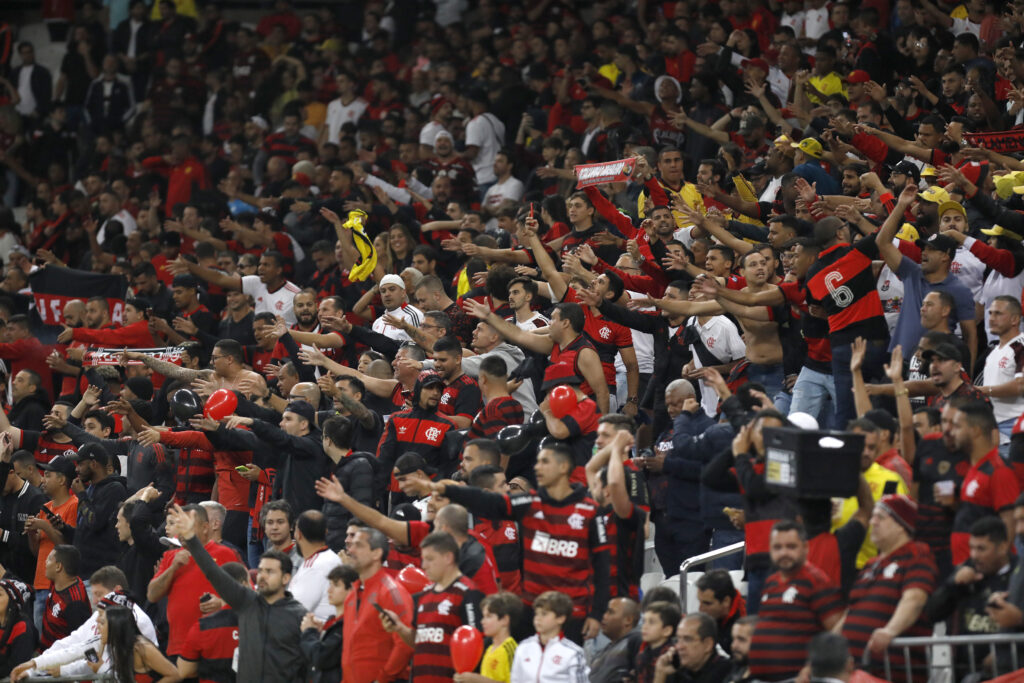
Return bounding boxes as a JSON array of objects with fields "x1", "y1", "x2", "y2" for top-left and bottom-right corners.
[{"x1": 847, "y1": 70, "x2": 871, "y2": 84}]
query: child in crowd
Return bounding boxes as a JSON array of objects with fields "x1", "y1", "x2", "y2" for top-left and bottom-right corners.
[
  {"x1": 510, "y1": 591, "x2": 588, "y2": 681},
  {"x1": 455, "y1": 591, "x2": 522, "y2": 683},
  {"x1": 635, "y1": 600, "x2": 681, "y2": 683}
]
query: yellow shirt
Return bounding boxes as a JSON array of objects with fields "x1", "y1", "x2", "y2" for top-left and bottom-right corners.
[
  {"x1": 832, "y1": 462, "x2": 908, "y2": 569},
  {"x1": 638, "y1": 179, "x2": 706, "y2": 229},
  {"x1": 150, "y1": 0, "x2": 198, "y2": 19},
  {"x1": 481, "y1": 636, "x2": 517, "y2": 682},
  {"x1": 809, "y1": 72, "x2": 847, "y2": 104}
]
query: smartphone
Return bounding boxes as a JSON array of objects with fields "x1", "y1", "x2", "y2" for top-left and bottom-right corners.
[
  {"x1": 235, "y1": 466, "x2": 250, "y2": 474},
  {"x1": 200, "y1": 593, "x2": 213, "y2": 603},
  {"x1": 372, "y1": 602, "x2": 393, "y2": 623},
  {"x1": 671, "y1": 651, "x2": 681, "y2": 669}
]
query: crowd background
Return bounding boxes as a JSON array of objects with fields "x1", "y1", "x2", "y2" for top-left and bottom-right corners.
[{"x1": 2, "y1": 0, "x2": 1024, "y2": 682}]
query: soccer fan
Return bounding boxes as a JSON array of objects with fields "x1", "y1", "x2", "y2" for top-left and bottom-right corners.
[
  {"x1": 39, "y1": 545, "x2": 92, "y2": 649},
  {"x1": 510, "y1": 591, "x2": 589, "y2": 681},
  {"x1": 177, "y1": 561, "x2": 251, "y2": 683}
]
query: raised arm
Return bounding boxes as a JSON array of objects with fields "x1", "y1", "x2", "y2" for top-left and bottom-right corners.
[
  {"x1": 875, "y1": 183, "x2": 919, "y2": 271},
  {"x1": 522, "y1": 219, "x2": 568, "y2": 302},
  {"x1": 121, "y1": 350, "x2": 205, "y2": 384},
  {"x1": 297, "y1": 345, "x2": 399, "y2": 399},
  {"x1": 314, "y1": 475, "x2": 411, "y2": 545},
  {"x1": 672, "y1": 110, "x2": 730, "y2": 144},
  {"x1": 461, "y1": 298, "x2": 554, "y2": 355},
  {"x1": 167, "y1": 256, "x2": 242, "y2": 291}
]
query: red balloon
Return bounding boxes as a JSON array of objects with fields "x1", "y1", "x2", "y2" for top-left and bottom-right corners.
[
  {"x1": 204, "y1": 389, "x2": 238, "y2": 420},
  {"x1": 451, "y1": 625, "x2": 484, "y2": 673},
  {"x1": 397, "y1": 565, "x2": 431, "y2": 594},
  {"x1": 549, "y1": 384, "x2": 578, "y2": 419}
]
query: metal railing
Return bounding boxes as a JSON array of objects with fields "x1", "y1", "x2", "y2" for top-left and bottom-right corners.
[
  {"x1": 678, "y1": 541, "x2": 745, "y2": 612},
  {"x1": 877, "y1": 632, "x2": 1024, "y2": 683}
]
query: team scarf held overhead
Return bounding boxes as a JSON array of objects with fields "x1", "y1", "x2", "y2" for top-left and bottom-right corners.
[
  {"x1": 83, "y1": 347, "x2": 185, "y2": 367},
  {"x1": 575, "y1": 158, "x2": 638, "y2": 188},
  {"x1": 29, "y1": 268, "x2": 128, "y2": 327}
]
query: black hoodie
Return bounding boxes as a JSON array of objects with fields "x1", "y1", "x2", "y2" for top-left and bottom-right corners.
[
  {"x1": 8, "y1": 388, "x2": 50, "y2": 432},
  {"x1": 323, "y1": 451, "x2": 376, "y2": 552},
  {"x1": 71, "y1": 474, "x2": 128, "y2": 577}
]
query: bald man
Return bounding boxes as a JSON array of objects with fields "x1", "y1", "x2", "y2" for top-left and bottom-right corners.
[{"x1": 590, "y1": 597, "x2": 642, "y2": 683}]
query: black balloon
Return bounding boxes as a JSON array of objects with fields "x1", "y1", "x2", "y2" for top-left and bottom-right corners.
[
  {"x1": 170, "y1": 389, "x2": 203, "y2": 420},
  {"x1": 497, "y1": 425, "x2": 533, "y2": 456}
]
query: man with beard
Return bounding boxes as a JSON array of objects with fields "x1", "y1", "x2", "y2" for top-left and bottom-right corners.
[
  {"x1": 421, "y1": 130, "x2": 476, "y2": 203},
  {"x1": 850, "y1": 113, "x2": 968, "y2": 171},
  {"x1": 636, "y1": 146, "x2": 705, "y2": 229},
  {"x1": 747, "y1": 521, "x2": 844, "y2": 681},
  {"x1": 150, "y1": 274, "x2": 216, "y2": 345},
  {"x1": 725, "y1": 616, "x2": 758, "y2": 683},
  {"x1": 169, "y1": 504, "x2": 307, "y2": 682},
  {"x1": 69, "y1": 443, "x2": 127, "y2": 578},
  {"x1": 0, "y1": 398, "x2": 78, "y2": 465},
  {"x1": 923, "y1": 343, "x2": 987, "y2": 411}
]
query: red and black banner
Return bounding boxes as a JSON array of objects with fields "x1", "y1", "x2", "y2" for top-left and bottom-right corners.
[
  {"x1": 83, "y1": 347, "x2": 184, "y2": 367},
  {"x1": 963, "y1": 129, "x2": 1024, "y2": 154},
  {"x1": 575, "y1": 158, "x2": 638, "y2": 188},
  {"x1": 29, "y1": 268, "x2": 127, "y2": 327}
]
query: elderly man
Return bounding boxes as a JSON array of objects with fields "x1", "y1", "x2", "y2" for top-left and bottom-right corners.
[{"x1": 654, "y1": 612, "x2": 732, "y2": 683}]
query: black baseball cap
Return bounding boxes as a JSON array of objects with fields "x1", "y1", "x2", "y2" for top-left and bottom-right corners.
[
  {"x1": 38, "y1": 454, "x2": 77, "y2": 481},
  {"x1": 69, "y1": 443, "x2": 112, "y2": 467},
  {"x1": 920, "y1": 342, "x2": 962, "y2": 365},
  {"x1": 916, "y1": 233, "x2": 957, "y2": 259}
]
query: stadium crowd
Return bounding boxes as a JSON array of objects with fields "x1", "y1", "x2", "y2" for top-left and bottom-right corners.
[{"x1": 4, "y1": 0, "x2": 1024, "y2": 681}]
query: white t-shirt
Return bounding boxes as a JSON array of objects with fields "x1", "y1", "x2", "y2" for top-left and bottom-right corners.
[
  {"x1": 687, "y1": 315, "x2": 746, "y2": 417},
  {"x1": 482, "y1": 176, "x2": 525, "y2": 231},
  {"x1": 877, "y1": 263, "x2": 904, "y2": 336},
  {"x1": 804, "y1": 6, "x2": 831, "y2": 39},
  {"x1": 983, "y1": 333, "x2": 1024, "y2": 427},
  {"x1": 419, "y1": 120, "x2": 448, "y2": 147},
  {"x1": 325, "y1": 96, "x2": 368, "y2": 143},
  {"x1": 509, "y1": 311, "x2": 549, "y2": 331},
  {"x1": 241, "y1": 274, "x2": 300, "y2": 325},
  {"x1": 465, "y1": 112, "x2": 505, "y2": 185},
  {"x1": 291, "y1": 546, "x2": 344, "y2": 621},
  {"x1": 372, "y1": 302, "x2": 423, "y2": 341},
  {"x1": 951, "y1": 245, "x2": 986, "y2": 299},
  {"x1": 616, "y1": 291, "x2": 655, "y2": 375},
  {"x1": 97, "y1": 209, "x2": 138, "y2": 244}
]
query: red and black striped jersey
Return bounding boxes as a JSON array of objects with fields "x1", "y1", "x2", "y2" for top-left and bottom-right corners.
[
  {"x1": 778, "y1": 280, "x2": 832, "y2": 372},
  {"x1": 471, "y1": 519, "x2": 522, "y2": 594},
  {"x1": 804, "y1": 236, "x2": 888, "y2": 346},
  {"x1": 468, "y1": 396, "x2": 524, "y2": 440},
  {"x1": 952, "y1": 448, "x2": 1021, "y2": 565},
  {"x1": 604, "y1": 503, "x2": 645, "y2": 600},
  {"x1": 20, "y1": 431, "x2": 77, "y2": 466},
  {"x1": 842, "y1": 542, "x2": 937, "y2": 682},
  {"x1": 749, "y1": 562, "x2": 844, "y2": 680},
  {"x1": 172, "y1": 441, "x2": 216, "y2": 505},
  {"x1": 411, "y1": 577, "x2": 484, "y2": 683},
  {"x1": 179, "y1": 607, "x2": 239, "y2": 683},
  {"x1": 261, "y1": 132, "x2": 317, "y2": 166},
  {"x1": 439, "y1": 374, "x2": 482, "y2": 422},
  {"x1": 40, "y1": 578, "x2": 91, "y2": 649}
]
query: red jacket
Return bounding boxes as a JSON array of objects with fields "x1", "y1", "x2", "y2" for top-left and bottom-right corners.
[{"x1": 341, "y1": 568, "x2": 413, "y2": 683}]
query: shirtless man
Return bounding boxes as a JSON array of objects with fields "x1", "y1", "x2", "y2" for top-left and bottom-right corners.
[{"x1": 120, "y1": 339, "x2": 262, "y2": 394}]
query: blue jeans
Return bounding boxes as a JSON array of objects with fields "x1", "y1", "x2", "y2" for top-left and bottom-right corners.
[
  {"x1": 999, "y1": 417, "x2": 1015, "y2": 457},
  {"x1": 33, "y1": 589, "x2": 48, "y2": 633},
  {"x1": 747, "y1": 362, "x2": 785, "y2": 400},
  {"x1": 746, "y1": 565, "x2": 771, "y2": 614},
  {"x1": 709, "y1": 529, "x2": 745, "y2": 570},
  {"x1": 790, "y1": 366, "x2": 838, "y2": 424},
  {"x1": 831, "y1": 339, "x2": 888, "y2": 428}
]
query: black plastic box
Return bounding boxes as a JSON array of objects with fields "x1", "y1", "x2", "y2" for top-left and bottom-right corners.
[{"x1": 762, "y1": 428, "x2": 864, "y2": 499}]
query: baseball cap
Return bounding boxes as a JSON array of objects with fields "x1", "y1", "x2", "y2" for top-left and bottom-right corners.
[
  {"x1": 920, "y1": 342, "x2": 962, "y2": 365},
  {"x1": 416, "y1": 370, "x2": 445, "y2": 388},
  {"x1": 917, "y1": 185, "x2": 950, "y2": 204},
  {"x1": 916, "y1": 232, "x2": 958, "y2": 258},
  {"x1": 996, "y1": 171, "x2": 1024, "y2": 199},
  {"x1": 124, "y1": 377, "x2": 154, "y2": 402},
  {"x1": 394, "y1": 452, "x2": 429, "y2": 477},
  {"x1": 981, "y1": 224, "x2": 1024, "y2": 241},
  {"x1": 773, "y1": 134, "x2": 796, "y2": 157},
  {"x1": 936, "y1": 200, "x2": 966, "y2": 218},
  {"x1": 895, "y1": 223, "x2": 919, "y2": 242},
  {"x1": 69, "y1": 443, "x2": 112, "y2": 467},
  {"x1": 39, "y1": 455, "x2": 76, "y2": 481},
  {"x1": 890, "y1": 160, "x2": 921, "y2": 184},
  {"x1": 171, "y1": 274, "x2": 199, "y2": 289},
  {"x1": 791, "y1": 138, "x2": 823, "y2": 159},
  {"x1": 285, "y1": 400, "x2": 315, "y2": 426},
  {"x1": 847, "y1": 69, "x2": 871, "y2": 83},
  {"x1": 920, "y1": 165, "x2": 938, "y2": 178}
]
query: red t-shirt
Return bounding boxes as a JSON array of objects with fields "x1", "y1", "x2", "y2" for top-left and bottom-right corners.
[{"x1": 155, "y1": 541, "x2": 241, "y2": 655}]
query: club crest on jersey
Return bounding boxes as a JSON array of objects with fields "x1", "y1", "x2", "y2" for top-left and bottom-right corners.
[{"x1": 567, "y1": 513, "x2": 586, "y2": 530}]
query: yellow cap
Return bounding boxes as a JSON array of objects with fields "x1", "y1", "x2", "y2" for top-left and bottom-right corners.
[
  {"x1": 895, "y1": 223, "x2": 919, "y2": 242},
  {"x1": 918, "y1": 186, "x2": 950, "y2": 204},
  {"x1": 937, "y1": 200, "x2": 966, "y2": 218},
  {"x1": 791, "y1": 138, "x2": 823, "y2": 159},
  {"x1": 920, "y1": 165, "x2": 938, "y2": 178},
  {"x1": 995, "y1": 174, "x2": 1020, "y2": 200},
  {"x1": 981, "y1": 224, "x2": 1024, "y2": 241}
]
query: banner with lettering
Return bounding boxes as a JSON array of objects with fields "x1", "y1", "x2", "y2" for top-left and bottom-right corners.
[
  {"x1": 963, "y1": 129, "x2": 1024, "y2": 154},
  {"x1": 83, "y1": 347, "x2": 185, "y2": 367},
  {"x1": 574, "y1": 158, "x2": 638, "y2": 188},
  {"x1": 29, "y1": 268, "x2": 127, "y2": 327}
]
